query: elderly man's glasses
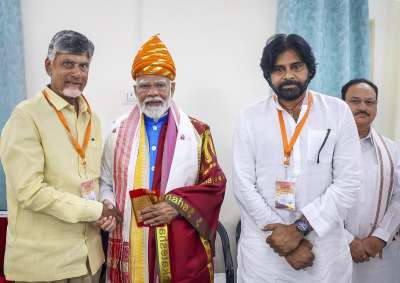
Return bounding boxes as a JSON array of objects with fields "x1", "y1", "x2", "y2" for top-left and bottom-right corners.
[{"x1": 136, "y1": 81, "x2": 169, "y2": 93}]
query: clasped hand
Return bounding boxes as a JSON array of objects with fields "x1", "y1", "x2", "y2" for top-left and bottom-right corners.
[
  {"x1": 285, "y1": 239, "x2": 314, "y2": 270},
  {"x1": 350, "y1": 236, "x2": 386, "y2": 263},
  {"x1": 264, "y1": 223, "x2": 314, "y2": 270},
  {"x1": 264, "y1": 223, "x2": 304, "y2": 256}
]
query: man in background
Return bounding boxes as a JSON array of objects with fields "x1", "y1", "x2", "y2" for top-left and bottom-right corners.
[
  {"x1": 0, "y1": 30, "x2": 119, "y2": 283},
  {"x1": 343, "y1": 78, "x2": 400, "y2": 283}
]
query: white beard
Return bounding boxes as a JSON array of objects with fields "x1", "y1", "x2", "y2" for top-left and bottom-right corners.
[
  {"x1": 63, "y1": 88, "x2": 82, "y2": 98},
  {"x1": 139, "y1": 96, "x2": 171, "y2": 120}
]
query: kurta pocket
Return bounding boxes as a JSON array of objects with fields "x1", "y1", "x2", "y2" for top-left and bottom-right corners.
[{"x1": 307, "y1": 129, "x2": 335, "y2": 164}]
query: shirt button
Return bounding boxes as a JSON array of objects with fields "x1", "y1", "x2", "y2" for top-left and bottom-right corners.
[
  {"x1": 151, "y1": 166, "x2": 155, "y2": 171},
  {"x1": 153, "y1": 126, "x2": 157, "y2": 131},
  {"x1": 151, "y1": 145, "x2": 157, "y2": 151}
]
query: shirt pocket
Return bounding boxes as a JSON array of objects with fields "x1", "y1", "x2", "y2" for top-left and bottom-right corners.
[{"x1": 307, "y1": 129, "x2": 335, "y2": 164}]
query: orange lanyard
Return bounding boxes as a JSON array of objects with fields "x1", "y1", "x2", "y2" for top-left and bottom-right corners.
[
  {"x1": 277, "y1": 94, "x2": 313, "y2": 167},
  {"x1": 42, "y1": 90, "x2": 92, "y2": 165}
]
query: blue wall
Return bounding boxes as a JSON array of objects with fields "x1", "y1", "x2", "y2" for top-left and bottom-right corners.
[
  {"x1": 276, "y1": 0, "x2": 371, "y2": 97},
  {"x1": 0, "y1": 0, "x2": 26, "y2": 210}
]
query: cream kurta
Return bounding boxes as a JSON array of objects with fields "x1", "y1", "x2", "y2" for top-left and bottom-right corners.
[
  {"x1": 0, "y1": 87, "x2": 104, "y2": 281},
  {"x1": 345, "y1": 130, "x2": 400, "y2": 283},
  {"x1": 233, "y1": 91, "x2": 361, "y2": 283}
]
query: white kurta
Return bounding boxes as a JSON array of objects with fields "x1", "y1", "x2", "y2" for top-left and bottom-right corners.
[
  {"x1": 345, "y1": 131, "x2": 400, "y2": 283},
  {"x1": 233, "y1": 91, "x2": 361, "y2": 283}
]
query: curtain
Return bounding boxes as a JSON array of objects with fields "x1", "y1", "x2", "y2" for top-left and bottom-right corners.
[
  {"x1": 0, "y1": 0, "x2": 26, "y2": 210},
  {"x1": 276, "y1": 0, "x2": 370, "y2": 98}
]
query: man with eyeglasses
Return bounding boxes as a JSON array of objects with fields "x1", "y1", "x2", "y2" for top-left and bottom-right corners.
[
  {"x1": 99, "y1": 34, "x2": 226, "y2": 283},
  {"x1": 233, "y1": 33, "x2": 361, "y2": 282},
  {"x1": 342, "y1": 78, "x2": 400, "y2": 283}
]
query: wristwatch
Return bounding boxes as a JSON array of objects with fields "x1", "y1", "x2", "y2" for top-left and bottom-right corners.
[{"x1": 294, "y1": 219, "x2": 311, "y2": 236}]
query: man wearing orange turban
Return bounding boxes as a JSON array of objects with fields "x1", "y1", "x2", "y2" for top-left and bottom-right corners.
[{"x1": 100, "y1": 35, "x2": 226, "y2": 283}]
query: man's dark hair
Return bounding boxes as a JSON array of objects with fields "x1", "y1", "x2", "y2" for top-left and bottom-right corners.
[
  {"x1": 260, "y1": 34, "x2": 317, "y2": 83},
  {"x1": 341, "y1": 78, "x2": 378, "y2": 100},
  {"x1": 47, "y1": 30, "x2": 94, "y2": 60}
]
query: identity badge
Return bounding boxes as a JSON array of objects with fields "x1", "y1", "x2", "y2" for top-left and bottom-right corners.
[
  {"x1": 275, "y1": 180, "x2": 296, "y2": 211},
  {"x1": 80, "y1": 179, "x2": 97, "y2": 201}
]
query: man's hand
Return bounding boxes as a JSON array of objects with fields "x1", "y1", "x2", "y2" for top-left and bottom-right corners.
[
  {"x1": 96, "y1": 200, "x2": 119, "y2": 232},
  {"x1": 285, "y1": 239, "x2": 314, "y2": 270},
  {"x1": 264, "y1": 223, "x2": 303, "y2": 256},
  {"x1": 350, "y1": 238, "x2": 369, "y2": 263},
  {"x1": 96, "y1": 215, "x2": 117, "y2": 232},
  {"x1": 139, "y1": 202, "x2": 179, "y2": 226},
  {"x1": 362, "y1": 236, "x2": 386, "y2": 258},
  {"x1": 101, "y1": 199, "x2": 122, "y2": 223}
]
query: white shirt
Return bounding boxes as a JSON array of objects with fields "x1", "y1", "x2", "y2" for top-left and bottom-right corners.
[
  {"x1": 345, "y1": 130, "x2": 400, "y2": 283},
  {"x1": 357, "y1": 132, "x2": 380, "y2": 237},
  {"x1": 346, "y1": 131, "x2": 400, "y2": 242},
  {"x1": 233, "y1": 91, "x2": 361, "y2": 283}
]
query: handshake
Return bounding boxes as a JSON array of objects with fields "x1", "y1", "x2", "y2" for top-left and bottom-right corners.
[
  {"x1": 96, "y1": 199, "x2": 123, "y2": 232},
  {"x1": 264, "y1": 223, "x2": 314, "y2": 270}
]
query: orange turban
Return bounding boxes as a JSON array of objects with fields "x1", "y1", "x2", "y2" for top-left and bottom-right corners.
[{"x1": 131, "y1": 34, "x2": 176, "y2": 81}]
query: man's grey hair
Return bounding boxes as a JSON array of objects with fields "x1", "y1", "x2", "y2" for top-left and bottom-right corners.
[{"x1": 47, "y1": 30, "x2": 94, "y2": 60}]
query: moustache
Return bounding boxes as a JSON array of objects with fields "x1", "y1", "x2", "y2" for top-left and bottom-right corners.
[
  {"x1": 355, "y1": 111, "x2": 369, "y2": 116},
  {"x1": 279, "y1": 80, "x2": 303, "y2": 89},
  {"x1": 144, "y1": 97, "x2": 164, "y2": 104}
]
